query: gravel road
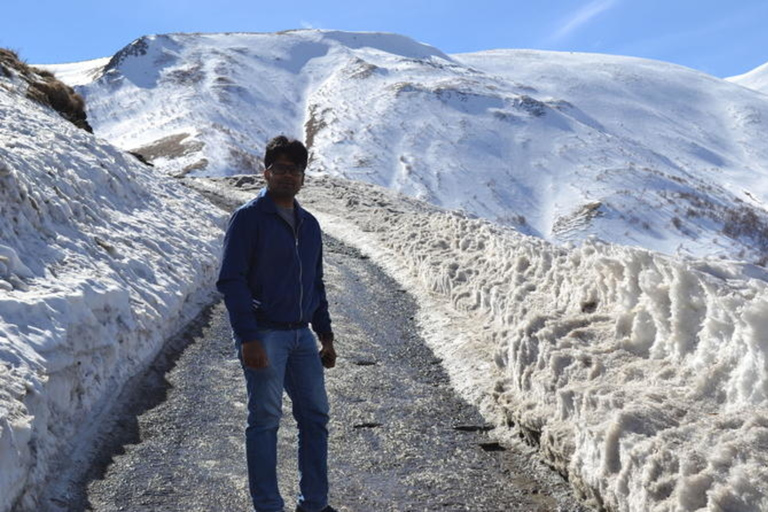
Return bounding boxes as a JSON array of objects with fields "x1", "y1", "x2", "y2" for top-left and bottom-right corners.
[{"x1": 40, "y1": 186, "x2": 587, "y2": 512}]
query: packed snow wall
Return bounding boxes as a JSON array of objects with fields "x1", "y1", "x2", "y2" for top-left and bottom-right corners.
[
  {"x1": 279, "y1": 176, "x2": 768, "y2": 512},
  {"x1": 0, "y1": 75, "x2": 225, "y2": 511}
]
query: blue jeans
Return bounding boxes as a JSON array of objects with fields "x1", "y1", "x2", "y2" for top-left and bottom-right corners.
[{"x1": 236, "y1": 328, "x2": 330, "y2": 512}]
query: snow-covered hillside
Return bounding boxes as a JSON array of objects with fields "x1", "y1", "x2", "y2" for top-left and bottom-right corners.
[
  {"x1": 51, "y1": 30, "x2": 768, "y2": 264},
  {"x1": 0, "y1": 55, "x2": 225, "y2": 511}
]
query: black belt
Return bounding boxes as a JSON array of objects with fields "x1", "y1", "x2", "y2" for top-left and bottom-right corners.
[{"x1": 257, "y1": 320, "x2": 309, "y2": 330}]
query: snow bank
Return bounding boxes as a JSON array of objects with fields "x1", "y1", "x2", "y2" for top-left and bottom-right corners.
[
  {"x1": 317, "y1": 183, "x2": 768, "y2": 511},
  {"x1": 0, "y1": 72, "x2": 226, "y2": 510},
  {"x1": 192, "y1": 176, "x2": 768, "y2": 511}
]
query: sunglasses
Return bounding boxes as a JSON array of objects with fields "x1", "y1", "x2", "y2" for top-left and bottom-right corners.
[{"x1": 267, "y1": 163, "x2": 305, "y2": 176}]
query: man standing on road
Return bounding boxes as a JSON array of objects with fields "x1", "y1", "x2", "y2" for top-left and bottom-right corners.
[{"x1": 217, "y1": 136, "x2": 338, "y2": 512}]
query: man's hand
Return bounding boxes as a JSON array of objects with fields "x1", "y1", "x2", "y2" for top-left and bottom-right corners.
[
  {"x1": 242, "y1": 340, "x2": 269, "y2": 369},
  {"x1": 318, "y1": 333, "x2": 336, "y2": 369}
]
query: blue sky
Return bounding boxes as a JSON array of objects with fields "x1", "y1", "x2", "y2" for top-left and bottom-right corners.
[{"x1": 3, "y1": 0, "x2": 767, "y2": 77}]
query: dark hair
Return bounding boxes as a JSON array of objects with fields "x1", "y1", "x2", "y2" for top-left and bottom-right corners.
[{"x1": 264, "y1": 136, "x2": 308, "y2": 170}]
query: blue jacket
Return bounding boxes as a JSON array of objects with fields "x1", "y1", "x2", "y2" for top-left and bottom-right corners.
[{"x1": 216, "y1": 188, "x2": 332, "y2": 342}]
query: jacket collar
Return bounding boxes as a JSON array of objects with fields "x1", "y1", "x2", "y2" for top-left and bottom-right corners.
[{"x1": 255, "y1": 187, "x2": 306, "y2": 218}]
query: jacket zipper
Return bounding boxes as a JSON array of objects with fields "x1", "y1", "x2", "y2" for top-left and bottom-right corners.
[
  {"x1": 276, "y1": 208, "x2": 304, "y2": 324},
  {"x1": 295, "y1": 215, "x2": 304, "y2": 322}
]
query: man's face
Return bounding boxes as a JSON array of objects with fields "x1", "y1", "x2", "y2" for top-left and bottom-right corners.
[{"x1": 264, "y1": 154, "x2": 305, "y2": 200}]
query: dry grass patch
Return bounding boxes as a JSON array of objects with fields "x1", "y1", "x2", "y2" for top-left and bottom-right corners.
[{"x1": 0, "y1": 47, "x2": 92, "y2": 132}]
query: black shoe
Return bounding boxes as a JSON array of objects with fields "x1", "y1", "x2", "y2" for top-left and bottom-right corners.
[{"x1": 295, "y1": 506, "x2": 338, "y2": 512}]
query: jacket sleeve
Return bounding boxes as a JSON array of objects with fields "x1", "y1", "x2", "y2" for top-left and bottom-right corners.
[
  {"x1": 311, "y1": 241, "x2": 333, "y2": 335},
  {"x1": 216, "y1": 207, "x2": 260, "y2": 342}
]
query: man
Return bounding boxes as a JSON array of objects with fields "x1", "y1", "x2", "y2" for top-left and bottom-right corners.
[{"x1": 217, "y1": 136, "x2": 338, "y2": 512}]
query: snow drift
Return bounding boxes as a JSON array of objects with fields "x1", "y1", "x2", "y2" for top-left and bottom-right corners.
[{"x1": 0, "y1": 59, "x2": 226, "y2": 511}]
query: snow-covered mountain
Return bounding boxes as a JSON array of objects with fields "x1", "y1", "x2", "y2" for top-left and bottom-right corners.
[
  {"x1": 0, "y1": 51, "x2": 225, "y2": 511},
  {"x1": 50, "y1": 30, "x2": 768, "y2": 264}
]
